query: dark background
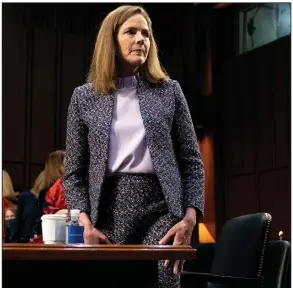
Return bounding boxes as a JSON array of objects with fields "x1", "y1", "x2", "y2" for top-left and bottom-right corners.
[{"x1": 3, "y1": 3, "x2": 290, "y2": 240}]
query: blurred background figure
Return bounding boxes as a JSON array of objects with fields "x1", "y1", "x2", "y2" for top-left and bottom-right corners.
[
  {"x1": 2, "y1": 170, "x2": 19, "y2": 242},
  {"x1": 42, "y1": 150, "x2": 67, "y2": 216},
  {"x1": 7, "y1": 150, "x2": 67, "y2": 243},
  {"x1": 4, "y1": 204, "x2": 17, "y2": 243},
  {"x1": 5, "y1": 205, "x2": 17, "y2": 220},
  {"x1": 3, "y1": 170, "x2": 19, "y2": 205}
]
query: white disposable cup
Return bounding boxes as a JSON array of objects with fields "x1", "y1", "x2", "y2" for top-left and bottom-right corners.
[{"x1": 41, "y1": 214, "x2": 66, "y2": 244}]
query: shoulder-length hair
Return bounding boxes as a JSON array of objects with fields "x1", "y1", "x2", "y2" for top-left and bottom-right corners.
[
  {"x1": 87, "y1": 5, "x2": 169, "y2": 95},
  {"x1": 3, "y1": 170, "x2": 19, "y2": 201},
  {"x1": 43, "y1": 150, "x2": 65, "y2": 189},
  {"x1": 31, "y1": 170, "x2": 46, "y2": 199}
]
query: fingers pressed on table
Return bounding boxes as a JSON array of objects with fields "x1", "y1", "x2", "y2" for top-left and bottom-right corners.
[
  {"x1": 179, "y1": 260, "x2": 185, "y2": 273},
  {"x1": 173, "y1": 260, "x2": 181, "y2": 275},
  {"x1": 164, "y1": 259, "x2": 170, "y2": 268}
]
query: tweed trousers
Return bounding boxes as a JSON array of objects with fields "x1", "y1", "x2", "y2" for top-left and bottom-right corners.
[{"x1": 96, "y1": 173, "x2": 181, "y2": 288}]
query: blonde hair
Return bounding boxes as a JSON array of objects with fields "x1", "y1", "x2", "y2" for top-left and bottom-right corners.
[
  {"x1": 31, "y1": 170, "x2": 46, "y2": 199},
  {"x1": 44, "y1": 150, "x2": 65, "y2": 189},
  {"x1": 87, "y1": 5, "x2": 168, "y2": 95},
  {"x1": 3, "y1": 170, "x2": 19, "y2": 201}
]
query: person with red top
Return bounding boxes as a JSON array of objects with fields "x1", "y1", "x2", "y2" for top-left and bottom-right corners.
[
  {"x1": 43, "y1": 177, "x2": 67, "y2": 215},
  {"x1": 30, "y1": 151, "x2": 67, "y2": 244},
  {"x1": 30, "y1": 179, "x2": 68, "y2": 244}
]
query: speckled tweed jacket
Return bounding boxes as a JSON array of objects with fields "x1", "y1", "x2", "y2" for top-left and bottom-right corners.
[{"x1": 63, "y1": 76, "x2": 205, "y2": 226}]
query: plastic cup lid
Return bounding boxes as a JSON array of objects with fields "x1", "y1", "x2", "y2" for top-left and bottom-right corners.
[{"x1": 41, "y1": 214, "x2": 66, "y2": 220}]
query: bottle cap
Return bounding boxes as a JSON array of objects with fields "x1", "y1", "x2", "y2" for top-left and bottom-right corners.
[{"x1": 70, "y1": 209, "x2": 80, "y2": 219}]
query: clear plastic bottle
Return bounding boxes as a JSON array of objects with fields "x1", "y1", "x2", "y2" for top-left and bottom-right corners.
[
  {"x1": 69, "y1": 209, "x2": 80, "y2": 226},
  {"x1": 66, "y1": 209, "x2": 84, "y2": 244}
]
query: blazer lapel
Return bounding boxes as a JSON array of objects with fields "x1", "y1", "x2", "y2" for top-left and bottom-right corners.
[
  {"x1": 136, "y1": 78, "x2": 175, "y2": 208},
  {"x1": 136, "y1": 78, "x2": 162, "y2": 171}
]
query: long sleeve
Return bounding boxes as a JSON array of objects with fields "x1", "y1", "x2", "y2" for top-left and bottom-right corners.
[
  {"x1": 43, "y1": 178, "x2": 67, "y2": 214},
  {"x1": 172, "y1": 81, "x2": 205, "y2": 217},
  {"x1": 63, "y1": 88, "x2": 90, "y2": 214}
]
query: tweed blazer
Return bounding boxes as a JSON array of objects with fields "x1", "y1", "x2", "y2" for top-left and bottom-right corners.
[{"x1": 63, "y1": 76, "x2": 205, "y2": 226}]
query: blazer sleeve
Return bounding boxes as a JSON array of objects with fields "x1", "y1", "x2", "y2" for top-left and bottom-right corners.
[
  {"x1": 63, "y1": 88, "x2": 90, "y2": 214},
  {"x1": 172, "y1": 80, "x2": 205, "y2": 218}
]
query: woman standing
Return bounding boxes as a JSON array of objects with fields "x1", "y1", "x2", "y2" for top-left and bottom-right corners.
[{"x1": 63, "y1": 5, "x2": 205, "y2": 287}]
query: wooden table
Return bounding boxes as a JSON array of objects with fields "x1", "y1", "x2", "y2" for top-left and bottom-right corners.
[{"x1": 3, "y1": 244, "x2": 197, "y2": 288}]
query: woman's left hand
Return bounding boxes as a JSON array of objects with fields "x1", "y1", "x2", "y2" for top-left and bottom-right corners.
[
  {"x1": 55, "y1": 209, "x2": 68, "y2": 216},
  {"x1": 159, "y1": 209, "x2": 197, "y2": 275}
]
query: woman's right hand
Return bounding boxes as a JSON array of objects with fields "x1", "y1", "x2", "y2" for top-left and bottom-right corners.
[
  {"x1": 83, "y1": 225, "x2": 111, "y2": 244},
  {"x1": 78, "y1": 212, "x2": 111, "y2": 244}
]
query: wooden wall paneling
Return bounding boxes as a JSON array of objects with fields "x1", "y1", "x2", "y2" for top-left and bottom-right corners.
[
  {"x1": 213, "y1": 71, "x2": 227, "y2": 236},
  {"x1": 86, "y1": 3, "x2": 117, "y2": 74},
  {"x1": 2, "y1": 6, "x2": 27, "y2": 164},
  {"x1": 240, "y1": 58, "x2": 256, "y2": 175},
  {"x1": 233, "y1": 59, "x2": 246, "y2": 175},
  {"x1": 211, "y1": 6, "x2": 238, "y2": 234},
  {"x1": 31, "y1": 25, "x2": 57, "y2": 164},
  {"x1": 30, "y1": 164, "x2": 45, "y2": 188},
  {"x1": 224, "y1": 62, "x2": 243, "y2": 177},
  {"x1": 237, "y1": 57, "x2": 255, "y2": 175},
  {"x1": 226, "y1": 175, "x2": 257, "y2": 220},
  {"x1": 198, "y1": 135, "x2": 216, "y2": 242},
  {"x1": 179, "y1": 4, "x2": 197, "y2": 101},
  {"x1": 255, "y1": 50, "x2": 275, "y2": 172},
  {"x1": 3, "y1": 163, "x2": 25, "y2": 192},
  {"x1": 85, "y1": 20, "x2": 96, "y2": 77},
  {"x1": 60, "y1": 6, "x2": 87, "y2": 148},
  {"x1": 149, "y1": 4, "x2": 184, "y2": 83},
  {"x1": 259, "y1": 169, "x2": 291, "y2": 239},
  {"x1": 82, "y1": 5, "x2": 90, "y2": 83},
  {"x1": 22, "y1": 6, "x2": 35, "y2": 189},
  {"x1": 54, "y1": 6, "x2": 63, "y2": 151},
  {"x1": 226, "y1": 127, "x2": 243, "y2": 177},
  {"x1": 272, "y1": 38, "x2": 290, "y2": 168},
  {"x1": 211, "y1": 4, "x2": 290, "y2": 240},
  {"x1": 242, "y1": 119, "x2": 255, "y2": 174},
  {"x1": 223, "y1": 65, "x2": 234, "y2": 176}
]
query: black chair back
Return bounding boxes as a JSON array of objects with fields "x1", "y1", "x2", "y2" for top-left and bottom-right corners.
[
  {"x1": 208, "y1": 212, "x2": 272, "y2": 288},
  {"x1": 263, "y1": 240, "x2": 291, "y2": 288}
]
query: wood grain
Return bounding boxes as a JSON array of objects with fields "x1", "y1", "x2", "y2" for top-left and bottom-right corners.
[{"x1": 3, "y1": 243, "x2": 197, "y2": 261}]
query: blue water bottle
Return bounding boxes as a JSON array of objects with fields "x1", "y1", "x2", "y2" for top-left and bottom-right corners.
[{"x1": 67, "y1": 209, "x2": 84, "y2": 244}]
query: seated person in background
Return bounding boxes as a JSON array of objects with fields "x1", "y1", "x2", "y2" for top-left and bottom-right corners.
[
  {"x1": 30, "y1": 152, "x2": 68, "y2": 244},
  {"x1": 5, "y1": 205, "x2": 17, "y2": 220},
  {"x1": 30, "y1": 170, "x2": 47, "y2": 217},
  {"x1": 9, "y1": 170, "x2": 46, "y2": 243},
  {"x1": 4, "y1": 204, "x2": 17, "y2": 243},
  {"x1": 3, "y1": 170, "x2": 19, "y2": 206},
  {"x1": 40, "y1": 150, "x2": 66, "y2": 215},
  {"x1": 2, "y1": 170, "x2": 19, "y2": 242},
  {"x1": 43, "y1": 177, "x2": 67, "y2": 215},
  {"x1": 9, "y1": 150, "x2": 66, "y2": 243},
  {"x1": 10, "y1": 188, "x2": 40, "y2": 243},
  {"x1": 25, "y1": 150, "x2": 66, "y2": 217}
]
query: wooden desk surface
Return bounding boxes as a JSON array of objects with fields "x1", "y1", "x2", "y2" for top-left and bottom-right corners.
[{"x1": 3, "y1": 243, "x2": 197, "y2": 261}]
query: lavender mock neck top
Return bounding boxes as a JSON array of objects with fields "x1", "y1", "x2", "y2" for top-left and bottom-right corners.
[{"x1": 107, "y1": 75, "x2": 155, "y2": 174}]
